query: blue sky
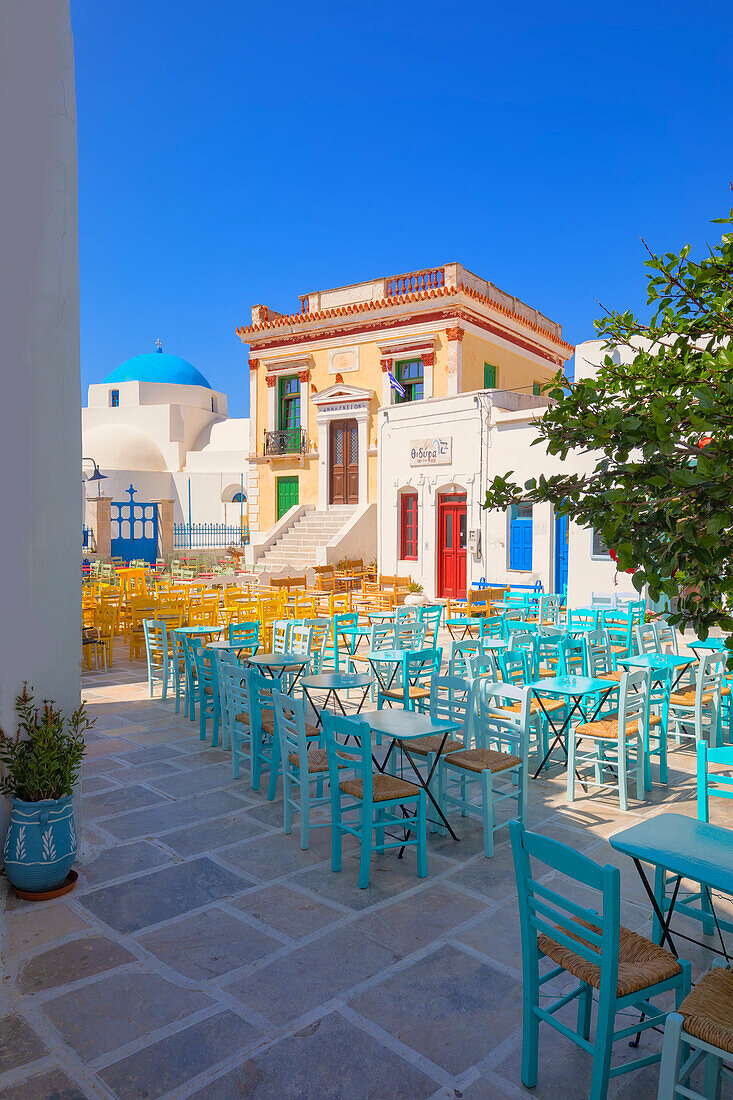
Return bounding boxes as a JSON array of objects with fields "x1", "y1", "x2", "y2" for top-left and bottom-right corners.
[{"x1": 73, "y1": 1, "x2": 733, "y2": 416}]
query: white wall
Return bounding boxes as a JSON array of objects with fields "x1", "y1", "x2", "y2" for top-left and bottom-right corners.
[
  {"x1": 0, "y1": 3, "x2": 81, "y2": 746},
  {"x1": 378, "y1": 392, "x2": 634, "y2": 603}
]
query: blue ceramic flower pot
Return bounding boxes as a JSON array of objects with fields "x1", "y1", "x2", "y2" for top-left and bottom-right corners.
[{"x1": 2, "y1": 795, "x2": 78, "y2": 893}]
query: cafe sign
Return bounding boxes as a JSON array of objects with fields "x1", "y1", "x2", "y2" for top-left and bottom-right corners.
[{"x1": 409, "y1": 437, "x2": 452, "y2": 466}]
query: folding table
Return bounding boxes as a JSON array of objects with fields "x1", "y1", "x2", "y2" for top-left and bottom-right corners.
[{"x1": 610, "y1": 812, "x2": 733, "y2": 961}]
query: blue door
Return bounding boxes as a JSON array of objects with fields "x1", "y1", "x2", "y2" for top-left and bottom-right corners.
[
  {"x1": 509, "y1": 504, "x2": 533, "y2": 571},
  {"x1": 554, "y1": 510, "x2": 569, "y2": 594},
  {"x1": 111, "y1": 485, "x2": 159, "y2": 563}
]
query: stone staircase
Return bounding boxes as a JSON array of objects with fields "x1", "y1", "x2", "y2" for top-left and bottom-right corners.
[{"x1": 256, "y1": 505, "x2": 358, "y2": 571}]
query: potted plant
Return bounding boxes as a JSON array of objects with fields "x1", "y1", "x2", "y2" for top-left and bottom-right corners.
[
  {"x1": 404, "y1": 581, "x2": 428, "y2": 607},
  {"x1": 1, "y1": 686, "x2": 90, "y2": 895}
]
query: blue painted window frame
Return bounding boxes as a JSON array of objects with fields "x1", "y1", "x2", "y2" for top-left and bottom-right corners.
[
  {"x1": 110, "y1": 389, "x2": 120, "y2": 407},
  {"x1": 509, "y1": 503, "x2": 533, "y2": 571}
]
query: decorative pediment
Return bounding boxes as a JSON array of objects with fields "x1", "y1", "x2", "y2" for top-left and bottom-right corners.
[{"x1": 310, "y1": 383, "x2": 374, "y2": 408}]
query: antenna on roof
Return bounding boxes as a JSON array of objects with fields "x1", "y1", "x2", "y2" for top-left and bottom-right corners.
[{"x1": 155, "y1": 338, "x2": 163, "y2": 353}]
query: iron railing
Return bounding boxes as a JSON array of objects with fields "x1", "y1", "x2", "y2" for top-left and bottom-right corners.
[
  {"x1": 174, "y1": 523, "x2": 250, "y2": 550},
  {"x1": 263, "y1": 428, "x2": 307, "y2": 456}
]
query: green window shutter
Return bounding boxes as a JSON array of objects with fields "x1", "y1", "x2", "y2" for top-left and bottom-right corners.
[
  {"x1": 532, "y1": 381, "x2": 542, "y2": 396},
  {"x1": 483, "y1": 363, "x2": 496, "y2": 388}
]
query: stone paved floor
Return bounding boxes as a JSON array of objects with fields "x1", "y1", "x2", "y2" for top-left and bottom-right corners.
[{"x1": 1, "y1": 650, "x2": 731, "y2": 1099}]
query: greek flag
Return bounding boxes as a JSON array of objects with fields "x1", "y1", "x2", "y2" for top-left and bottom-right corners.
[{"x1": 388, "y1": 370, "x2": 406, "y2": 398}]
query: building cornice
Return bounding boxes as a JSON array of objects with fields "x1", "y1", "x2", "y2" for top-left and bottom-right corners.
[{"x1": 237, "y1": 282, "x2": 573, "y2": 357}]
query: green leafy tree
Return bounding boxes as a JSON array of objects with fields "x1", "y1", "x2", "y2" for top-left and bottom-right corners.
[{"x1": 483, "y1": 201, "x2": 733, "y2": 646}]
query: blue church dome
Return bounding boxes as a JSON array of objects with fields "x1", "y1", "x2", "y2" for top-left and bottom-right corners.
[{"x1": 103, "y1": 343, "x2": 212, "y2": 389}]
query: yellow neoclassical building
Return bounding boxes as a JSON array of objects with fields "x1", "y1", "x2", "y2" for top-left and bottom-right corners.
[{"x1": 238, "y1": 263, "x2": 573, "y2": 543}]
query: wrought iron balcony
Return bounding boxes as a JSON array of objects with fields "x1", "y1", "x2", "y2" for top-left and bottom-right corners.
[{"x1": 263, "y1": 428, "x2": 307, "y2": 456}]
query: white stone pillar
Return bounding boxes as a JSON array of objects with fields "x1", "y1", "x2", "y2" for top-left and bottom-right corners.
[
  {"x1": 266, "y1": 375, "x2": 277, "y2": 431},
  {"x1": 248, "y1": 359, "x2": 258, "y2": 454},
  {"x1": 0, "y1": 1, "x2": 81, "y2": 835},
  {"x1": 357, "y1": 414, "x2": 368, "y2": 505},
  {"x1": 0, "y1": 1, "x2": 81, "y2": 725},
  {"x1": 446, "y1": 327, "x2": 463, "y2": 396},
  {"x1": 317, "y1": 417, "x2": 329, "y2": 509}
]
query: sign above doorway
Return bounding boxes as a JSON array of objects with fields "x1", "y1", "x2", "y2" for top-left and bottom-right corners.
[{"x1": 409, "y1": 437, "x2": 452, "y2": 466}]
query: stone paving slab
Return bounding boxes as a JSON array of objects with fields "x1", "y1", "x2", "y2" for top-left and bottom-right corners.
[
  {"x1": 78, "y1": 857, "x2": 253, "y2": 934},
  {"x1": 188, "y1": 1011, "x2": 438, "y2": 1100},
  {"x1": 1, "y1": 650, "x2": 715, "y2": 1099},
  {"x1": 41, "y1": 971, "x2": 214, "y2": 1062},
  {"x1": 98, "y1": 1011, "x2": 260, "y2": 1100}
]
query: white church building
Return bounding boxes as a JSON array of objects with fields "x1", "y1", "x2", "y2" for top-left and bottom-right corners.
[{"x1": 82, "y1": 343, "x2": 250, "y2": 529}]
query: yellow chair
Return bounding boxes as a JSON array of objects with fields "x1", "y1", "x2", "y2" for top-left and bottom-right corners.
[{"x1": 128, "y1": 597, "x2": 157, "y2": 659}]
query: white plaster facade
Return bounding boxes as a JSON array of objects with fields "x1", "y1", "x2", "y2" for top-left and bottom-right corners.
[
  {"x1": 378, "y1": 381, "x2": 634, "y2": 605},
  {"x1": 82, "y1": 360, "x2": 250, "y2": 525}
]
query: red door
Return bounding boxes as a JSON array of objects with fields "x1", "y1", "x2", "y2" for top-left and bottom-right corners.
[
  {"x1": 330, "y1": 419, "x2": 359, "y2": 504},
  {"x1": 438, "y1": 494, "x2": 467, "y2": 598}
]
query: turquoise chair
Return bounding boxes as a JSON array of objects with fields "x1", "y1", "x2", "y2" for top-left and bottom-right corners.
[
  {"x1": 272, "y1": 690, "x2": 329, "y2": 850},
  {"x1": 377, "y1": 647, "x2": 441, "y2": 712},
  {"x1": 168, "y1": 626, "x2": 185, "y2": 714},
  {"x1": 393, "y1": 620, "x2": 427, "y2": 650},
  {"x1": 192, "y1": 643, "x2": 221, "y2": 747},
  {"x1": 657, "y1": 962, "x2": 733, "y2": 1100},
  {"x1": 644, "y1": 666, "x2": 671, "y2": 791},
  {"x1": 302, "y1": 617, "x2": 334, "y2": 673},
  {"x1": 142, "y1": 620, "x2": 169, "y2": 700},
  {"x1": 507, "y1": 631, "x2": 539, "y2": 677},
  {"x1": 177, "y1": 631, "x2": 200, "y2": 721},
  {"x1": 322, "y1": 711, "x2": 427, "y2": 889},
  {"x1": 668, "y1": 651, "x2": 725, "y2": 749},
  {"x1": 246, "y1": 669, "x2": 280, "y2": 798},
  {"x1": 567, "y1": 668, "x2": 648, "y2": 811},
  {"x1": 272, "y1": 619, "x2": 291, "y2": 654},
  {"x1": 218, "y1": 653, "x2": 253, "y2": 780},
  {"x1": 498, "y1": 648, "x2": 565, "y2": 765},
  {"x1": 418, "y1": 603, "x2": 443, "y2": 645},
  {"x1": 439, "y1": 679, "x2": 529, "y2": 856},
  {"x1": 331, "y1": 611, "x2": 359, "y2": 670},
  {"x1": 500, "y1": 609, "x2": 527, "y2": 639},
  {"x1": 510, "y1": 822, "x2": 691, "y2": 1100},
  {"x1": 568, "y1": 607, "x2": 600, "y2": 631},
  {"x1": 478, "y1": 614, "x2": 503, "y2": 640},
  {"x1": 601, "y1": 607, "x2": 634, "y2": 661},
  {"x1": 399, "y1": 674, "x2": 474, "y2": 830},
  {"x1": 229, "y1": 620, "x2": 259, "y2": 656},
  {"x1": 448, "y1": 639, "x2": 483, "y2": 678},
  {"x1": 466, "y1": 650, "x2": 498, "y2": 683}
]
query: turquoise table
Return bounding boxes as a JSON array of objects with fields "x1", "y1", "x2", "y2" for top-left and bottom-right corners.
[
  {"x1": 610, "y1": 812, "x2": 733, "y2": 961},
  {"x1": 363, "y1": 709, "x2": 463, "y2": 840},
  {"x1": 688, "y1": 638, "x2": 727, "y2": 654},
  {"x1": 178, "y1": 625, "x2": 221, "y2": 637},
  {"x1": 367, "y1": 647, "x2": 412, "y2": 694},
  {"x1": 527, "y1": 674, "x2": 617, "y2": 779},
  {"x1": 446, "y1": 615, "x2": 481, "y2": 640},
  {"x1": 300, "y1": 671, "x2": 373, "y2": 728},
  {"x1": 617, "y1": 652, "x2": 695, "y2": 691},
  {"x1": 244, "y1": 651, "x2": 311, "y2": 691},
  {"x1": 337, "y1": 624, "x2": 372, "y2": 654},
  {"x1": 366, "y1": 610, "x2": 395, "y2": 623}
]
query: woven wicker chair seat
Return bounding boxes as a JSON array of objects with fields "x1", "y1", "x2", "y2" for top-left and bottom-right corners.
[
  {"x1": 340, "y1": 773, "x2": 420, "y2": 803},
  {"x1": 235, "y1": 712, "x2": 275, "y2": 735},
  {"x1": 598, "y1": 669, "x2": 624, "y2": 682},
  {"x1": 288, "y1": 747, "x2": 331, "y2": 773},
  {"x1": 538, "y1": 665, "x2": 558, "y2": 677},
  {"x1": 204, "y1": 685, "x2": 213, "y2": 696},
  {"x1": 678, "y1": 965, "x2": 733, "y2": 1053},
  {"x1": 348, "y1": 653, "x2": 371, "y2": 665},
  {"x1": 443, "y1": 747, "x2": 521, "y2": 774},
  {"x1": 380, "y1": 685, "x2": 431, "y2": 702},
  {"x1": 670, "y1": 689, "x2": 714, "y2": 706},
  {"x1": 538, "y1": 922, "x2": 681, "y2": 998},
  {"x1": 505, "y1": 698, "x2": 565, "y2": 715},
  {"x1": 403, "y1": 734, "x2": 463, "y2": 755},
  {"x1": 574, "y1": 710, "x2": 660, "y2": 739},
  {"x1": 610, "y1": 644, "x2": 627, "y2": 654}
]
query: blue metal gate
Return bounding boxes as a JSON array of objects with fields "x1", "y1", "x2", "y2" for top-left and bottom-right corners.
[{"x1": 111, "y1": 485, "x2": 159, "y2": 563}]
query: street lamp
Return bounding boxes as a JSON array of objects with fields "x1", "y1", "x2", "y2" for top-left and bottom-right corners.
[{"x1": 82, "y1": 457, "x2": 108, "y2": 497}]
